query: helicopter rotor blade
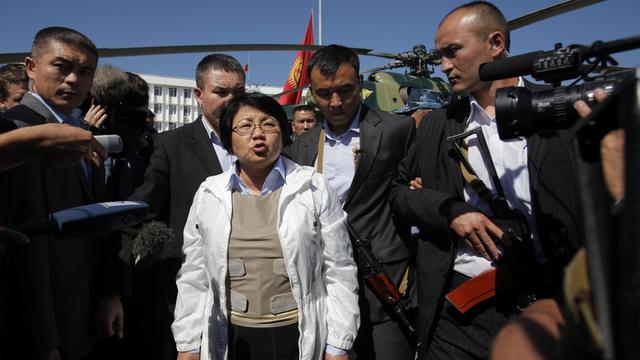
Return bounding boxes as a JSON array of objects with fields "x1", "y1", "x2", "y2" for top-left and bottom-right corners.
[
  {"x1": 508, "y1": 0, "x2": 605, "y2": 30},
  {"x1": 0, "y1": 43, "x2": 385, "y2": 64}
]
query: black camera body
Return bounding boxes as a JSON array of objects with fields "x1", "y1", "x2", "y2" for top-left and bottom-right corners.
[
  {"x1": 478, "y1": 36, "x2": 640, "y2": 140},
  {"x1": 94, "y1": 106, "x2": 147, "y2": 139},
  {"x1": 495, "y1": 72, "x2": 630, "y2": 140}
]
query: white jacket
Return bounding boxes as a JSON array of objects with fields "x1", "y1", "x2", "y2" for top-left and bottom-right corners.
[{"x1": 172, "y1": 157, "x2": 360, "y2": 359}]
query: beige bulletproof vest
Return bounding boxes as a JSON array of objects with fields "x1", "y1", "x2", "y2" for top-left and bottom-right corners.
[{"x1": 227, "y1": 188, "x2": 299, "y2": 327}]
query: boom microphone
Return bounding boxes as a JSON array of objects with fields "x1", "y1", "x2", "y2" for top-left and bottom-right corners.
[
  {"x1": 11, "y1": 201, "x2": 148, "y2": 238},
  {"x1": 479, "y1": 51, "x2": 545, "y2": 81},
  {"x1": 132, "y1": 220, "x2": 175, "y2": 266}
]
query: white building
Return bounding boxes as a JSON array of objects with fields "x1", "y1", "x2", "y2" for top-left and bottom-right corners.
[{"x1": 138, "y1": 73, "x2": 285, "y2": 133}]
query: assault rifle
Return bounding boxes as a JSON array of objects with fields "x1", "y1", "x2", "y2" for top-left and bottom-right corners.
[{"x1": 346, "y1": 221, "x2": 416, "y2": 341}]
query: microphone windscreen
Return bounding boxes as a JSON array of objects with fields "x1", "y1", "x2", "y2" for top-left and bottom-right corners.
[
  {"x1": 94, "y1": 135, "x2": 123, "y2": 153},
  {"x1": 479, "y1": 51, "x2": 544, "y2": 81},
  {"x1": 133, "y1": 221, "x2": 174, "y2": 264}
]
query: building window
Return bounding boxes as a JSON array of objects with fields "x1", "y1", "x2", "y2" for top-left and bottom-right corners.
[
  {"x1": 183, "y1": 88, "x2": 191, "y2": 98},
  {"x1": 168, "y1": 122, "x2": 176, "y2": 130},
  {"x1": 154, "y1": 104, "x2": 162, "y2": 113},
  {"x1": 169, "y1": 87, "x2": 177, "y2": 97},
  {"x1": 183, "y1": 106, "x2": 191, "y2": 116},
  {"x1": 169, "y1": 105, "x2": 177, "y2": 115},
  {"x1": 154, "y1": 86, "x2": 163, "y2": 96}
]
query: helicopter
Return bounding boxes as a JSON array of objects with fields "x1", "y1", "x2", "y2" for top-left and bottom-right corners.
[{"x1": 0, "y1": 0, "x2": 617, "y2": 117}]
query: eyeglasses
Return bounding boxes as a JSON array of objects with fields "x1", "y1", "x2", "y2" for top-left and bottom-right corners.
[{"x1": 232, "y1": 118, "x2": 280, "y2": 135}]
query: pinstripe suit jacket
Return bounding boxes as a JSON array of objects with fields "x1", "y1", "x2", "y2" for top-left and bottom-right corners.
[{"x1": 390, "y1": 86, "x2": 583, "y2": 350}]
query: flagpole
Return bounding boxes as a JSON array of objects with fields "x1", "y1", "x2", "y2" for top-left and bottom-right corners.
[{"x1": 318, "y1": 0, "x2": 322, "y2": 45}]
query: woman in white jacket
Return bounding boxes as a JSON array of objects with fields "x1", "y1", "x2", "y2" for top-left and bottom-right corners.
[{"x1": 173, "y1": 93, "x2": 359, "y2": 360}]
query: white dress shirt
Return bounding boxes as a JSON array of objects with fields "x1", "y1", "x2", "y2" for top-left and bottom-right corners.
[
  {"x1": 453, "y1": 78, "x2": 543, "y2": 278},
  {"x1": 315, "y1": 108, "x2": 361, "y2": 206},
  {"x1": 202, "y1": 117, "x2": 236, "y2": 172}
]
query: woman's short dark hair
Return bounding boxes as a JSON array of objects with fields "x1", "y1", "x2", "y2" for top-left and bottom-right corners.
[{"x1": 219, "y1": 93, "x2": 292, "y2": 152}]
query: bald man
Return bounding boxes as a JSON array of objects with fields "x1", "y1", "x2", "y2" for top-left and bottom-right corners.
[{"x1": 390, "y1": 2, "x2": 582, "y2": 358}]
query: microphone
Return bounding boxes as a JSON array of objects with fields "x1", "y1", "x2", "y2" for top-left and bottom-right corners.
[
  {"x1": 131, "y1": 220, "x2": 175, "y2": 266},
  {"x1": 11, "y1": 201, "x2": 149, "y2": 238},
  {"x1": 94, "y1": 134, "x2": 123, "y2": 153},
  {"x1": 479, "y1": 51, "x2": 545, "y2": 81}
]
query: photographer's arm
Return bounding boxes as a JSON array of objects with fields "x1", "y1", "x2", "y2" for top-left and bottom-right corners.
[
  {"x1": 0, "y1": 123, "x2": 106, "y2": 171},
  {"x1": 574, "y1": 88, "x2": 624, "y2": 202}
]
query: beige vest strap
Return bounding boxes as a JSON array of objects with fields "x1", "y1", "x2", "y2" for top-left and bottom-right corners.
[{"x1": 316, "y1": 128, "x2": 325, "y2": 174}]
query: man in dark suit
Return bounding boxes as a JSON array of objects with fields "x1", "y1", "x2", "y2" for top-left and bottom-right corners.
[
  {"x1": 0, "y1": 27, "x2": 124, "y2": 360},
  {"x1": 390, "y1": 2, "x2": 583, "y2": 359},
  {"x1": 285, "y1": 44, "x2": 416, "y2": 359},
  {"x1": 125, "y1": 54, "x2": 245, "y2": 358}
]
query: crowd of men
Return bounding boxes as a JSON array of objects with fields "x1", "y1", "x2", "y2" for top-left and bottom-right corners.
[{"x1": 0, "y1": 1, "x2": 624, "y2": 359}]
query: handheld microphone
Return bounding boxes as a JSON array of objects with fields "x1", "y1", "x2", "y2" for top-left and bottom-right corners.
[
  {"x1": 94, "y1": 135, "x2": 123, "y2": 153},
  {"x1": 11, "y1": 201, "x2": 149, "y2": 238}
]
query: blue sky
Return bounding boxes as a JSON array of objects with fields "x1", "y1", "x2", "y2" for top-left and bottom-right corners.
[{"x1": 3, "y1": 0, "x2": 639, "y2": 86}]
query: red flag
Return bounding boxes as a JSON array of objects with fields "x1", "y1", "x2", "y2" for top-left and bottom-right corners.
[{"x1": 279, "y1": 13, "x2": 314, "y2": 105}]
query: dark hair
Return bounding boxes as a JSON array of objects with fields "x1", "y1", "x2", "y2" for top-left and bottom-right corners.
[
  {"x1": 91, "y1": 66, "x2": 148, "y2": 107},
  {"x1": 195, "y1": 54, "x2": 245, "y2": 89},
  {"x1": 0, "y1": 63, "x2": 28, "y2": 101},
  {"x1": 219, "y1": 93, "x2": 292, "y2": 152},
  {"x1": 125, "y1": 72, "x2": 149, "y2": 107},
  {"x1": 31, "y1": 27, "x2": 98, "y2": 61},
  {"x1": 306, "y1": 44, "x2": 359, "y2": 80},
  {"x1": 442, "y1": 1, "x2": 510, "y2": 52},
  {"x1": 292, "y1": 104, "x2": 315, "y2": 115}
]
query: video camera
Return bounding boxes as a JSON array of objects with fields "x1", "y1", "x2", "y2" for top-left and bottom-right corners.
[
  {"x1": 81, "y1": 65, "x2": 150, "y2": 157},
  {"x1": 479, "y1": 35, "x2": 640, "y2": 140}
]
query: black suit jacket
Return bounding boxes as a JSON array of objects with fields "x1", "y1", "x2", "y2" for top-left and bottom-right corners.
[
  {"x1": 129, "y1": 117, "x2": 223, "y2": 258},
  {"x1": 390, "y1": 90, "x2": 583, "y2": 347},
  {"x1": 285, "y1": 105, "x2": 416, "y2": 322},
  {"x1": 1, "y1": 93, "x2": 113, "y2": 359}
]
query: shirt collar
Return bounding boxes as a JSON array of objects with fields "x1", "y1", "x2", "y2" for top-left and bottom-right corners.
[
  {"x1": 323, "y1": 106, "x2": 361, "y2": 141},
  {"x1": 467, "y1": 77, "x2": 525, "y2": 127},
  {"x1": 202, "y1": 116, "x2": 222, "y2": 144},
  {"x1": 228, "y1": 156, "x2": 287, "y2": 195},
  {"x1": 28, "y1": 91, "x2": 75, "y2": 124}
]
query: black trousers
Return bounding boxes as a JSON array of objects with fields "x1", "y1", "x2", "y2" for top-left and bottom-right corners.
[
  {"x1": 228, "y1": 322, "x2": 299, "y2": 360},
  {"x1": 424, "y1": 271, "x2": 516, "y2": 360},
  {"x1": 354, "y1": 318, "x2": 415, "y2": 360}
]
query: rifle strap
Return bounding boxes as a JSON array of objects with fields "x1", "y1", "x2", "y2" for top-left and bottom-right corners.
[
  {"x1": 316, "y1": 128, "x2": 325, "y2": 174},
  {"x1": 458, "y1": 139, "x2": 497, "y2": 205}
]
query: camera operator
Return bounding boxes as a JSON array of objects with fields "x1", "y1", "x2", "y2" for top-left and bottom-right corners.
[
  {"x1": 490, "y1": 88, "x2": 624, "y2": 360},
  {"x1": 84, "y1": 65, "x2": 153, "y2": 201},
  {"x1": 390, "y1": 2, "x2": 583, "y2": 359}
]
